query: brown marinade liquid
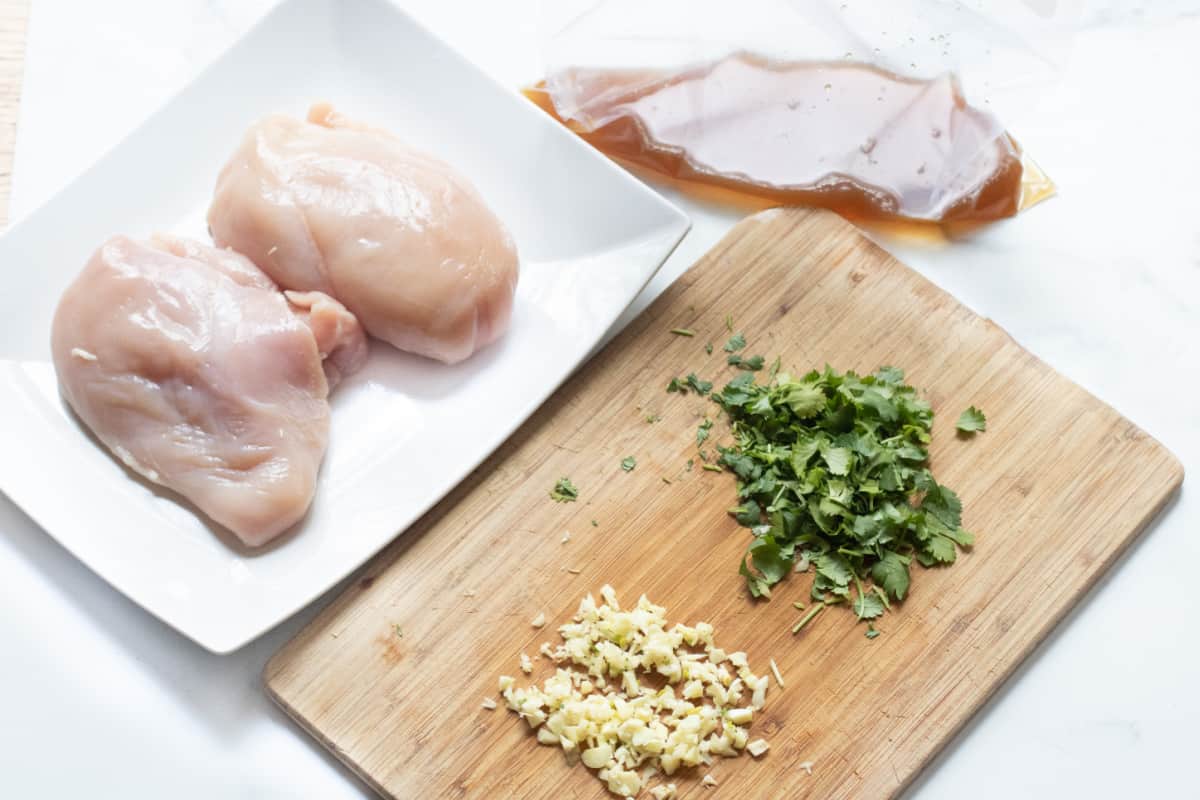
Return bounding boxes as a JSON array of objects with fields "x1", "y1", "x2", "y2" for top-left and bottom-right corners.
[{"x1": 526, "y1": 53, "x2": 1030, "y2": 224}]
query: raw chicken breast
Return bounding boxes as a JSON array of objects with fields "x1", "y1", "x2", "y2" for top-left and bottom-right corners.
[
  {"x1": 50, "y1": 234, "x2": 368, "y2": 547},
  {"x1": 208, "y1": 103, "x2": 519, "y2": 364}
]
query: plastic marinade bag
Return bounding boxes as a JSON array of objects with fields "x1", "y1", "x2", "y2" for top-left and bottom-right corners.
[{"x1": 526, "y1": 0, "x2": 1068, "y2": 225}]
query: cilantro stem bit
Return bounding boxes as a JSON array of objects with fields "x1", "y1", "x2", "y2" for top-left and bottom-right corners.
[
  {"x1": 670, "y1": 328, "x2": 696, "y2": 337},
  {"x1": 550, "y1": 477, "x2": 579, "y2": 503},
  {"x1": 713, "y1": 365, "x2": 975, "y2": 625},
  {"x1": 791, "y1": 603, "x2": 825, "y2": 633}
]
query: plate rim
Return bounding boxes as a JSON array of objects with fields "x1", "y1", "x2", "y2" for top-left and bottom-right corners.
[{"x1": 0, "y1": 0, "x2": 691, "y2": 653}]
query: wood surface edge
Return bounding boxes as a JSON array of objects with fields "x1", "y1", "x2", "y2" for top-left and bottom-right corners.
[
  {"x1": 890, "y1": 472, "x2": 1183, "y2": 797},
  {"x1": 264, "y1": 676, "x2": 391, "y2": 799}
]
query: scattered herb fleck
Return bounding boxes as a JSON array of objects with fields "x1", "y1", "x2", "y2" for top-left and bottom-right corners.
[
  {"x1": 621, "y1": 456, "x2": 637, "y2": 472},
  {"x1": 865, "y1": 626, "x2": 881, "y2": 640},
  {"x1": 725, "y1": 314, "x2": 734, "y2": 332},
  {"x1": 705, "y1": 342, "x2": 714, "y2": 355},
  {"x1": 549, "y1": 477, "x2": 579, "y2": 503},
  {"x1": 686, "y1": 459, "x2": 695, "y2": 472},
  {"x1": 792, "y1": 601, "x2": 806, "y2": 611},
  {"x1": 697, "y1": 418, "x2": 714, "y2": 447},
  {"x1": 728, "y1": 353, "x2": 766, "y2": 370},
  {"x1": 393, "y1": 624, "x2": 404, "y2": 639},
  {"x1": 686, "y1": 373, "x2": 714, "y2": 395},
  {"x1": 662, "y1": 476, "x2": 672, "y2": 484},
  {"x1": 724, "y1": 333, "x2": 747, "y2": 353},
  {"x1": 591, "y1": 519, "x2": 598, "y2": 527},
  {"x1": 666, "y1": 377, "x2": 685, "y2": 393},
  {"x1": 670, "y1": 328, "x2": 696, "y2": 337},
  {"x1": 645, "y1": 413, "x2": 661, "y2": 424},
  {"x1": 956, "y1": 406, "x2": 987, "y2": 435}
]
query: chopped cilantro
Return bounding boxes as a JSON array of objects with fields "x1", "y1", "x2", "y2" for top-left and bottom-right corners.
[
  {"x1": 666, "y1": 377, "x2": 685, "y2": 393},
  {"x1": 621, "y1": 456, "x2": 637, "y2": 472},
  {"x1": 670, "y1": 328, "x2": 696, "y2": 337},
  {"x1": 697, "y1": 418, "x2": 713, "y2": 447},
  {"x1": 705, "y1": 342, "x2": 714, "y2": 355},
  {"x1": 724, "y1": 333, "x2": 747, "y2": 353},
  {"x1": 707, "y1": 365, "x2": 974, "y2": 626}
]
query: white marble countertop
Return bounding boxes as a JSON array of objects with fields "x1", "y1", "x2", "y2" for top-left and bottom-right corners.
[{"x1": 2, "y1": 1, "x2": 1196, "y2": 797}]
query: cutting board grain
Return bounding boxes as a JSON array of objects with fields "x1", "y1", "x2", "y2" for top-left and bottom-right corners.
[{"x1": 266, "y1": 208, "x2": 1182, "y2": 799}]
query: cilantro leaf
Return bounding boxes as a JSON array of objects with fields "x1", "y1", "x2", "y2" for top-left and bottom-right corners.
[
  {"x1": 739, "y1": 556, "x2": 773, "y2": 598},
  {"x1": 697, "y1": 418, "x2": 713, "y2": 447},
  {"x1": 853, "y1": 590, "x2": 885, "y2": 621},
  {"x1": 705, "y1": 342, "x2": 714, "y2": 355},
  {"x1": 814, "y1": 552, "x2": 852, "y2": 587},
  {"x1": 956, "y1": 406, "x2": 987, "y2": 434},
  {"x1": 549, "y1": 477, "x2": 578, "y2": 502},
  {"x1": 921, "y1": 482, "x2": 963, "y2": 531},
  {"x1": 749, "y1": 536, "x2": 794, "y2": 583},
  {"x1": 724, "y1": 333, "x2": 746, "y2": 352},
  {"x1": 819, "y1": 441, "x2": 854, "y2": 476},
  {"x1": 924, "y1": 534, "x2": 958, "y2": 564},
  {"x1": 870, "y1": 552, "x2": 912, "y2": 601},
  {"x1": 667, "y1": 377, "x2": 685, "y2": 393},
  {"x1": 621, "y1": 456, "x2": 636, "y2": 472}
]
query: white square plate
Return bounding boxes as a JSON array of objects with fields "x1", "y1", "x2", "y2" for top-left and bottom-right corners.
[{"x1": 0, "y1": 0, "x2": 688, "y2": 653}]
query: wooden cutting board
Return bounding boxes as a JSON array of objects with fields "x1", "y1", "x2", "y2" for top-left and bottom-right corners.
[{"x1": 266, "y1": 208, "x2": 1182, "y2": 799}]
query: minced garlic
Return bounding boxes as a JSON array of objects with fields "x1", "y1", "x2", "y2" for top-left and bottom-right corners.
[
  {"x1": 531, "y1": 612, "x2": 547, "y2": 628},
  {"x1": 481, "y1": 698, "x2": 497, "y2": 710},
  {"x1": 498, "y1": 586, "x2": 768, "y2": 797}
]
